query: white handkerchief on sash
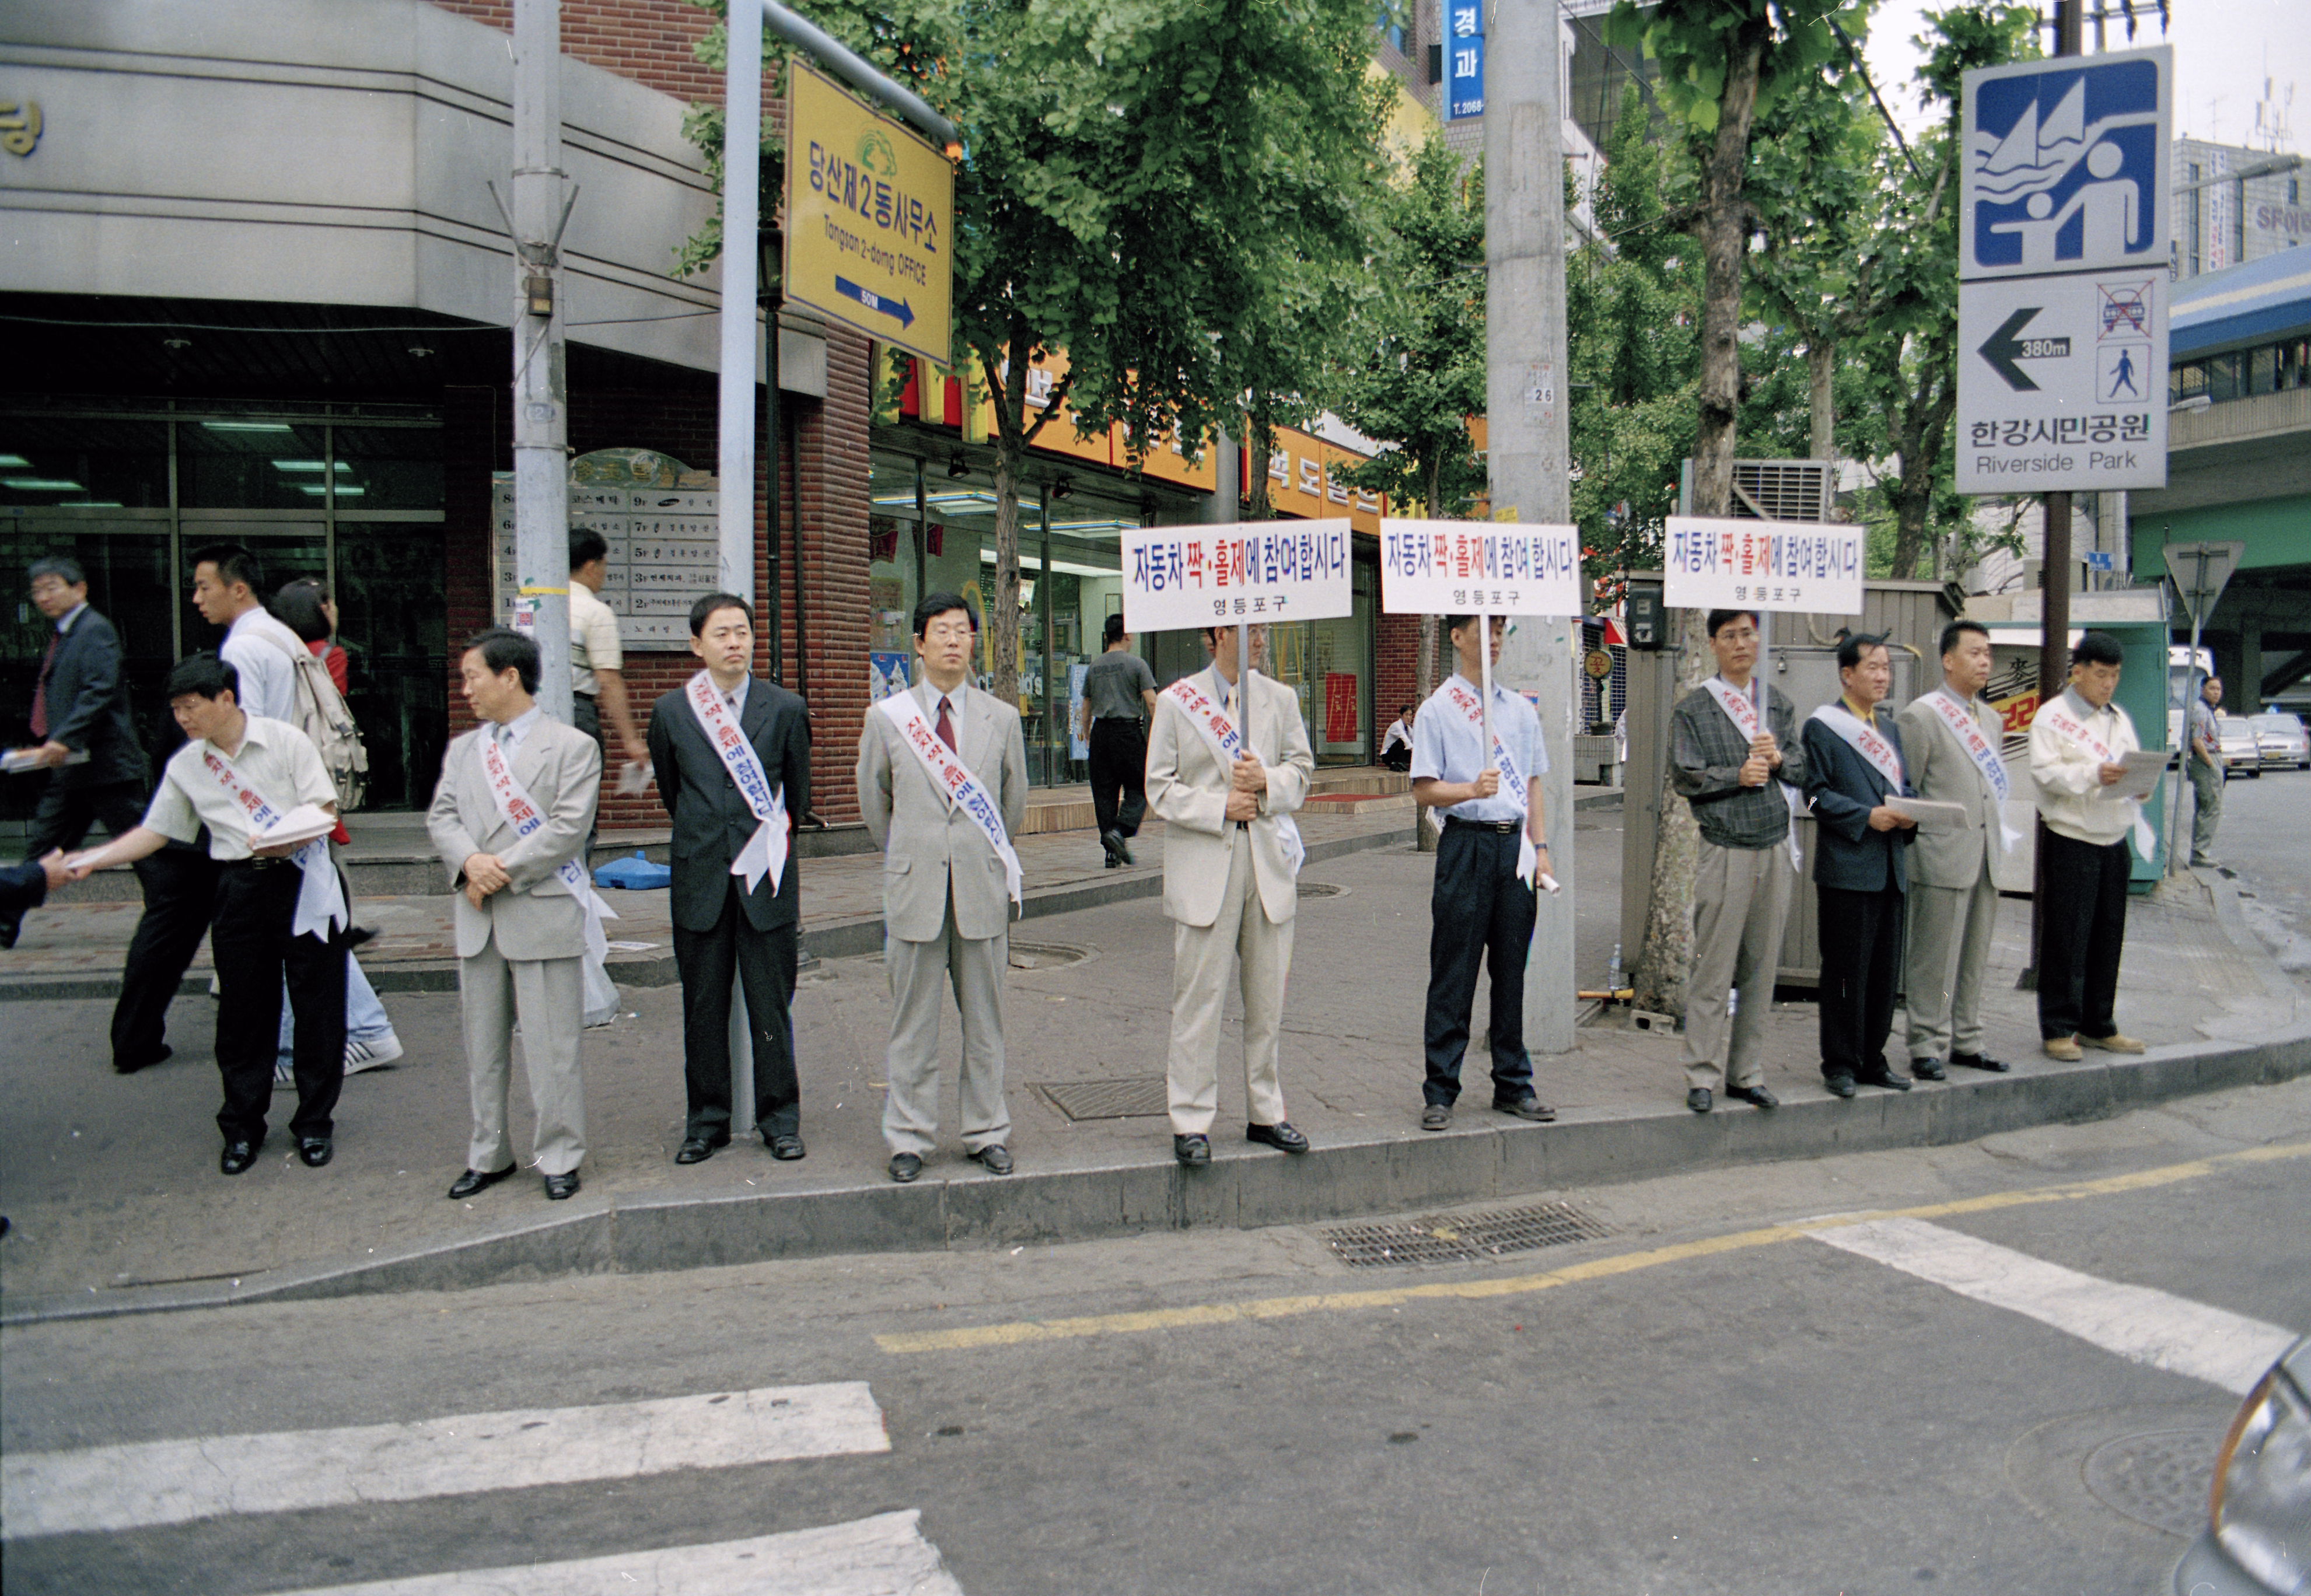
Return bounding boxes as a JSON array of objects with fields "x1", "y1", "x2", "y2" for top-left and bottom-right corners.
[
  {"x1": 684, "y1": 672, "x2": 790, "y2": 895},
  {"x1": 198, "y1": 749, "x2": 347, "y2": 941},
  {"x1": 2039, "y1": 696, "x2": 2158, "y2": 859}
]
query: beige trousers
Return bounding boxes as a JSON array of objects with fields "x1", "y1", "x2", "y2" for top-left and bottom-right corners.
[
  {"x1": 459, "y1": 940, "x2": 586, "y2": 1177},
  {"x1": 1904, "y1": 869, "x2": 1999, "y2": 1062},
  {"x1": 882, "y1": 900, "x2": 1012, "y2": 1157},
  {"x1": 1683, "y1": 838, "x2": 1795, "y2": 1091},
  {"x1": 1166, "y1": 839, "x2": 1293, "y2": 1135}
]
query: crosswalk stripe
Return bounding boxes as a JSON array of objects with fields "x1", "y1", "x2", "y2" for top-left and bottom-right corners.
[
  {"x1": 1808, "y1": 1216, "x2": 2296, "y2": 1396},
  {"x1": 263, "y1": 1511, "x2": 964, "y2": 1596},
  {"x1": 1, "y1": 1381, "x2": 889, "y2": 1541}
]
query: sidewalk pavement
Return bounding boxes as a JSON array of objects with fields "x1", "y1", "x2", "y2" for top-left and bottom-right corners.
[{"x1": 2, "y1": 803, "x2": 2303, "y2": 1323}]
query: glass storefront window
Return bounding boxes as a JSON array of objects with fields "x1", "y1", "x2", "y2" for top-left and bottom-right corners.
[
  {"x1": 0, "y1": 418, "x2": 169, "y2": 510},
  {"x1": 334, "y1": 425, "x2": 446, "y2": 511},
  {"x1": 180, "y1": 416, "x2": 335, "y2": 509}
]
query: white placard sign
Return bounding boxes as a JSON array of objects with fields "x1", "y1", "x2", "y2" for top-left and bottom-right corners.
[
  {"x1": 1377, "y1": 519, "x2": 1582, "y2": 615},
  {"x1": 1664, "y1": 516, "x2": 1865, "y2": 615},
  {"x1": 1120, "y1": 520, "x2": 1354, "y2": 634},
  {"x1": 1956, "y1": 267, "x2": 2167, "y2": 492}
]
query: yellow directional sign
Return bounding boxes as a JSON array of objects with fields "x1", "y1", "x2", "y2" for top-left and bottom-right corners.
[{"x1": 784, "y1": 62, "x2": 955, "y2": 366}]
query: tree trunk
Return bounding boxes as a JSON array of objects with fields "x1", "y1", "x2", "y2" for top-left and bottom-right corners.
[
  {"x1": 990, "y1": 429, "x2": 1022, "y2": 708},
  {"x1": 1886, "y1": 350, "x2": 1955, "y2": 580},
  {"x1": 1245, "y1": 411, "x2": 1277, "y2": 522},
  {"x1": 1808, "y1": 337, "x2": 1836, "y2": 498},
  {"x1": 1631, "y1": 24, "x2": 1766, "y2": 1020}
]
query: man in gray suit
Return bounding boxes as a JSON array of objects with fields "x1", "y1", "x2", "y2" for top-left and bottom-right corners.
[
  {"x1": 427, "y1": 628, "x2": 601, "y2": 1202},
  {"x1": 1896, "y1": 619, "x2": 2015, "y2": 1081},
  {"x1": 856, "y1": 592, "x2": 1029, "y2": 1184},
  {"x1": 1146, "y1": 624, "x2": 1315, "y2": 1167}
]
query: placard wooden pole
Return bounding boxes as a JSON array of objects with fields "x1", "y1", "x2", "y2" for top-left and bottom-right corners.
[
  {"x1": 1236, "y1": 618, "x2": 1251, "y2": 727},
  {"x1": 1478, "y1": 606, "x2": 1496, "y2": 770}
]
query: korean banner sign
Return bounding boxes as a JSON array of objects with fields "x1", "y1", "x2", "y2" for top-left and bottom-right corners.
[
  {"x1": 1379, "y1": 519, "x2": 1582, "y2": 617},
  {"x1": 1663, "y1": 516, "x2": 1865, "y2": 616},
  {"x1": 1121, "y1": 521, "x2": 1354, "y2": 634}
]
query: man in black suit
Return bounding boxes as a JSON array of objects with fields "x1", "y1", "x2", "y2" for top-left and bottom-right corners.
[
  {"x1": 1800, "y1": 632, "x2": 1921, "y2": 1100},
  {"x1": 5, "y1": 557, "x2": 152, "y2": 949},
  {"x1": 646, "y1": 592, "x2": 812, "y2": 1164}
]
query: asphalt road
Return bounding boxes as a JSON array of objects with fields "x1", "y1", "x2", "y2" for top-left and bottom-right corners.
[
  {"x1": 6, "y1": 1074, "x2": 2306, "y2": 1596},
  {"x1": 2207, "y1": 765, "x2": 2311, "y2": 978}
]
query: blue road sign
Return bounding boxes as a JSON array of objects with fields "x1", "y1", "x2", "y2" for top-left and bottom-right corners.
[
  {"x1": 1446, "y1": 0, "x2": 1484, "y2": 120},
  {"x1": 1960, "y1": 46, "x2": 2170, "y2": 281}
]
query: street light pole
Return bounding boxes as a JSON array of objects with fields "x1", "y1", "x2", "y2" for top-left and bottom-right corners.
[
  {"x1": 719, "y1": 0, "x2": 761, "y2": 606},
  {"x1": 511, "y1": 0, "x2": 574, "y2": 726}
]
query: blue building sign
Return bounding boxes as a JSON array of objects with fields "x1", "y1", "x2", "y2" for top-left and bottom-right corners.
[
  {"x1": 1960, "y1": 45, "x2": 2170, "y2": 280},
  {"x1": 1446, "y1": 0, "x2": 1484, "y2": 121}
]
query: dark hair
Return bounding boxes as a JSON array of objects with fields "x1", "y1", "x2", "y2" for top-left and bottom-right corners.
[
  {"x1": 189, "y1": 542, "x2": 265, "y2": 595},
  {"x1": 166, "y1": 653, "x2": 239, "y2": 702},
  {"x1": 272, "y1": 578, "x2": 333, "y2": 645},
  {"x1": 1938, "y1": 619, "x2": 1990, "y2": 658},
  {"x1": 569, "y1": 528, "x2": 609, "y2": 571},
  {"x1": 913, "y1": 592, "x2": 977, "y2": 639},
  {"x1": 463, "y1": 626, "x2": 540, "y2": 694},
  {"x1": 1445, "y1": 614, "x2": 1476, "y2": 636},
  {"x1": 2202, "y1": 674, "x2": 2223, "y2": 690},
  {"x1": 688, "y1": 592, "x2": 756, "y2": 636},
  {"x1": 1707, "y1": 608, "x2": 1760, "y2": 639},
  {"x1": 29, "y1": 555, "x2": 85, "y2": 587},
  {"x1": 1103, "y1": 613, "x2": 1127, "y2": 648},
  {"x1": 1401, "y1": 702, "x2": 1415, "y2": 716},
  {"x1": 2071, "y1": 630, "x2": 2124, "y2": 668},
  {"x1": 1835, "y1": 631, "x2": 1890, "y2": 671}
]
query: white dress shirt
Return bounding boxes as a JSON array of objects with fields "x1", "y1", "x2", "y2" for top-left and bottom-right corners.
[
  {"x1": 144, "y1": 716, "x2": 336, "y2": 860},
  {"x1": 1410, "y1": 675, "x2": 1548, "y2": 824},
  {"x1": 2029, "y1": 685, "x2": 2142, "y2": 847},
  {"x1": 220, "y1": 606, "x2": 307, "y2": 722}
]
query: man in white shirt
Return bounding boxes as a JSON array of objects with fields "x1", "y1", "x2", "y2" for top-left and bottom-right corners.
[
  {"x1": 191, "y1": 543, "x2": 304, "y2": 723},
  {"x1": 67, "y1": 654, "x2": 349, "y2": 1175},
  {"x1": 1380, "y1": 702, "x2": 1417, "y2": 772},
  {"x1": 2027, "y1": 631, "x2": 2148, "y2": 1061},
  {"x1": 1409, "y1": 615, "x2": 1556, "y2": 1131},
  {"x1": 568, "y1": 529, "x2": 649, "y2": 792}
]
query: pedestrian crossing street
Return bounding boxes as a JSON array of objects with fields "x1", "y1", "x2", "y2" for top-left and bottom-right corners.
[{"x1": 2, "y1": 1380, "x2": 966, "y2": 1594}]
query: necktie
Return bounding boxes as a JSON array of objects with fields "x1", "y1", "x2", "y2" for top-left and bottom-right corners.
[
  {"x1": 29, "y1": 631, "x2": 59, "y2": 739},
  {"x1": 936, "y1": 695, "x2": 957, "y2": 752}
]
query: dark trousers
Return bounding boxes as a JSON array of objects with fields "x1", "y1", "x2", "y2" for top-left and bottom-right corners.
[
  {"x1": 2038, "y1": 828, "x2": 2130, "y2": 1041},
  {"x1": 673, "y1": 877, "x2": 801, "y2": 1137},
  {"x1": 1422, "y1": 821, "x2": 1537, "y2": 1106},
  {"x1": 1817, "y1": 883, "x2": 1905, "y2": 1081},
  {"x1": 1088, "y1": 718, "x2": 1147, "y2": 838},
  {"x1": 208, "y1": 860, "x2": 347, "y2": 1143},
  {"x1": 109, "y1": 840, "x2": 220, "y2": 1070},
  {"x1": 26, "y1": 777, "x2": 148, "y2": 858}
]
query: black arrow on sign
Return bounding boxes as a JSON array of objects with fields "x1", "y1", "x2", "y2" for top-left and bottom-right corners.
[{"x1": 1980, "y1": 306, "x2": 2045, "y2": 393}]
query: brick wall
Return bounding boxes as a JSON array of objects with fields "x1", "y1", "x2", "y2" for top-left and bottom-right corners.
[{"x1": 1376, "y1": 610, "x2": 1428, "y2": 722}]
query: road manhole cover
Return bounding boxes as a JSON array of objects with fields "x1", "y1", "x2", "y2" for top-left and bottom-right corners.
[
  {"x1": 1009, "y1": 942, "x2": 1090, "y2": 971},
  {"x1": 1323, "y1": 1202, "x2": 1611, "y2": 1268},
  {"x1": 1034, "y1": 1079, "x2": 1169, "y2": 1120},
  {"x1": 2082, "y1": 1429, "x2": 2220, "y2": 1538},
  {"x1": 1298, "y1": 881, "x2": 1345, "y2": 900}
]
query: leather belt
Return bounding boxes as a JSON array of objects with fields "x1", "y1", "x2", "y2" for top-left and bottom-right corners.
[{"x1": 1445, "y1": 817, "x2": 1520, "y2": 834}]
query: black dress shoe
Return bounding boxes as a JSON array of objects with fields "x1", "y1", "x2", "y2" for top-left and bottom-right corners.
[
  {"x1": 1173, "y1": 1133, "x2": 1211, "y2": 1166},
  {"x1": 1687, "y1": 1087, "x2": 1713, "y2": 1114},
  {"x1": 1910, "y1": 1058, "x2": 1948, "y2": 1082},
  {"x1": 765, "y1": 1131, "x2": 806, "y2": 1161},
  {"x1": 1725, "y1": 1084, "x2": 1779, "y2": 1110},
  {"x1": 889, "y1": 1152, "x2": 923, "y2": 1184},
  {"x1": 970, "y1": 1143, "x2": 1015, "y2": 1175},
  {"x1": 543, "y1": 1170, "x2": 581, "y2": 1200},
  {"x1": 675, "y1": 1132, "x2": 730, "y2": 1164},
  {"x1": 114, "y1": 1045, "x2": 172, "y2": 1076},
  {"x1": 1111, "y1": 832, "x2": 1133, "y2": 866},
  {"x1": 1100, "y1": 829, "x2": 1126, "y2": 867},
  {"x1": 219, "y1": 1138, "x2": 263, "y2": 1175},
  {"x1": 446, "y1": 1164, "x2": 516, "y2": 1200},
  {"x1": 1857, "y1": 1069, "x2": 1913, "y2": 1092},
  {"x1": 1493, "y1": 1094, "x2": 1557, "y2": 1122},
  {"x1": 1420, "y1": 1104, "x2": 1452, "y2": 1131},
  {"x1": 0, "y1": 915, "x2": 19, "y2": 950},
  {"x1": 1824, "y1": 1074, "x2": 1858, "y2": 1099},
  {"x1": 297, "y1": 1137, "x2": 333, "y2": 1168},
  {"x1": 1950, "y1": 1051, "x2": 2011, "y2": 1073},
  {"x1": 1247, "y1": 1121, "x2": 1309, "y2": 1153}
]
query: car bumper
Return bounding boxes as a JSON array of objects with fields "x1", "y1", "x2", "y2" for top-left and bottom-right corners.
[{"x1": 2174, "y1": 1529, "x2": 2273, "y2": 1595}]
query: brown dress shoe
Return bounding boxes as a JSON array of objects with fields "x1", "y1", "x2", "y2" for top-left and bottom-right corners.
[
  {"x1": 2078, "y1": 1032, "x2": 2145, "y2": 1054},
  {"x1": 2043, "y1": 1036, "x2": 2085, "y2": 1062}
]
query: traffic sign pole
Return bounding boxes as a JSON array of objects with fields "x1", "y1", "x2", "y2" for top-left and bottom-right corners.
[{"x1": 2160, "y1": 540, "x2": 2246, "y2": 874}]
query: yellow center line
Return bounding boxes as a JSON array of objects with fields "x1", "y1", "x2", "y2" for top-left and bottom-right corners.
[{"x1": 873, "y1": 1139, "x2": 2311, "y2": 1356}]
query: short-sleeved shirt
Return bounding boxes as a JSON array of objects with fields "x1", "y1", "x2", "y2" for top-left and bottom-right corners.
[
  {"x1": 1410, "y1": 676, "x2": 1547, "y2": 824},
  {"x1": 2187, "y1": 696, "x2": 2219, "y2": 765},
  {"x1": 144, "y1": 715, "x2": 337, "y2": 861},
  {"x1": 220, "y1": 607, "x2": 307, "y2": 723},
  {"x1": 569, "y1": 582, "x2": 623, "y2": 698},
  {"x1": 1083, "y1": 648, "x2": 1156, "y2": 723}
]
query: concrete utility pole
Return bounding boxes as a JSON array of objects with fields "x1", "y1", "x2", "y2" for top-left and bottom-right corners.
[
  {"x1": 511, "y1": 0, "x2": 575, "y2": 725},
  {"x1": 1486, "y1": 0, "x2": 1578, "y2": 1056},
  {"x1": 719, "y1": 0, "x2": 763, "y2": 605}
]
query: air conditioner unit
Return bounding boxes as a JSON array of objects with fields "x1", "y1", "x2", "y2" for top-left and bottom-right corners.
[{"x1": 1729, "y1": 459, "x2": 1836, "y2": 523}]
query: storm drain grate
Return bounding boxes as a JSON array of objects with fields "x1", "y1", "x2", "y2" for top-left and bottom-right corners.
[
  {"x1": 1035, "y1": 1078, "x2": 1171, "y2": 1121},
  {"x1": 1297, "y1": 881, "x2": 1345, "y2": 899},
  {"x1": 2083, "y1": 1430, "x2": 2222, "y2": 1538},
  {"x1": 1323, "y1": 1202, "x2": 1611, "y2": 1268}
]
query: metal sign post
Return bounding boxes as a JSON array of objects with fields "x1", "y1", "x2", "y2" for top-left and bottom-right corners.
[{"x1": 2161, "y1": 538, "x2": 2244, "y2": 874}]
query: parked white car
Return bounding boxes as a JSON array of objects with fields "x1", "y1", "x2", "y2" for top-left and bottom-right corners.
[
  {"x1": 2218, "y1": 715, "x2": 2264, "y2": 779},
  {"x1": 2251, "y1": 712, "x2": 2309, "y2": 771}
]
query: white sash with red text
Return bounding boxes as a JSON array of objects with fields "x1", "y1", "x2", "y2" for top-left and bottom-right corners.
[
  {"x1": 684, "y1": 671, "x2": 789, "y2": 895},
  {"x1": 1163, "y1": 670, "x2": 1305, "y2": 876},
  {"x1": 477, "y1": 730, "x2": 618, "y2": 970},
  {"x1": 877, "y1": 688, "x2": 1023, "y2": 905},
  {"x1": 1807, "y1": 701, "x2": 1907, "y2": 792},
  {"x1": 1702, "y1": 676, "x2": 1802, "y2": 870},
  {"x1": 2037, "y1": 695, "x2": 2157, "y2": 858},
  {"x1": 1441, "y1": 677, "x2": 1539, "y2": 886},
  {"x1": 197, "y1": 748, "x2": 347, "y2": 941},
  {"x1": 1923, "y1": 688, "x2": 2022, "y2": 852}
]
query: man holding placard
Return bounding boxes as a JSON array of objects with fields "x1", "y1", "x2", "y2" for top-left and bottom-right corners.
[
  {"x1": 1667, "y1": 608, "x2": 1807, "y2": 1114},
  {"x1": 2028, "y1": 632, "x2": 2149, "y2": 1062},
  {"x1": 1146, "y1": 623, "x2": 1316, "y2": 1166},
  {"x1": 1896, "y1": 620, "x2": 2016, "y2": 1082},
  {"x1": 1409, "y1": 614, "x2": 1557, "y2": 1131}
]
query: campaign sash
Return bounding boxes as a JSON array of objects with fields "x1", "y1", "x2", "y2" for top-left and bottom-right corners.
[
  {"x1": 477, "y1": 729, "x2": 619, "y2": 970},
  {"x1": 1807, "y1": 701, "x2": 1907, "y2": 792},
  {"x1": 1925, "y1": 688, "x2": 2022, "y2": 852},
  {"x1": 197, "y1": 747, "x2": 347, "y2": 941},
  {"x1": 1703, "y1": 676, "x2": 1802, "y2": 870},
  {"x1": 1441, "y1": 677, "x2": 1539, "y2": 886},
  {"x1": 1163, "y1": 670, "x2": 1305, "y2": 876},
  {"x1": 2037, "y1": 694, "x2": 2156, "y2": 858},
  {"x1": 876, "y1": 688, "x2": 1024, "y2": 905},
  {"x1": 684, "y1": 671, "x2": 789, "y2": 895}
]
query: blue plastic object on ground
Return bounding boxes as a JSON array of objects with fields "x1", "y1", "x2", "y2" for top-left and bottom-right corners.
[{"x1": 593, "y1": 850, "x2": 672, "y2": 890}]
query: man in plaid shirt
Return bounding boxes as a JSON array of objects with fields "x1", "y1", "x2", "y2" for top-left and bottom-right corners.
[{"x1": 1667, "y1": 610, "x2": 1809, "y2": 1114}]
